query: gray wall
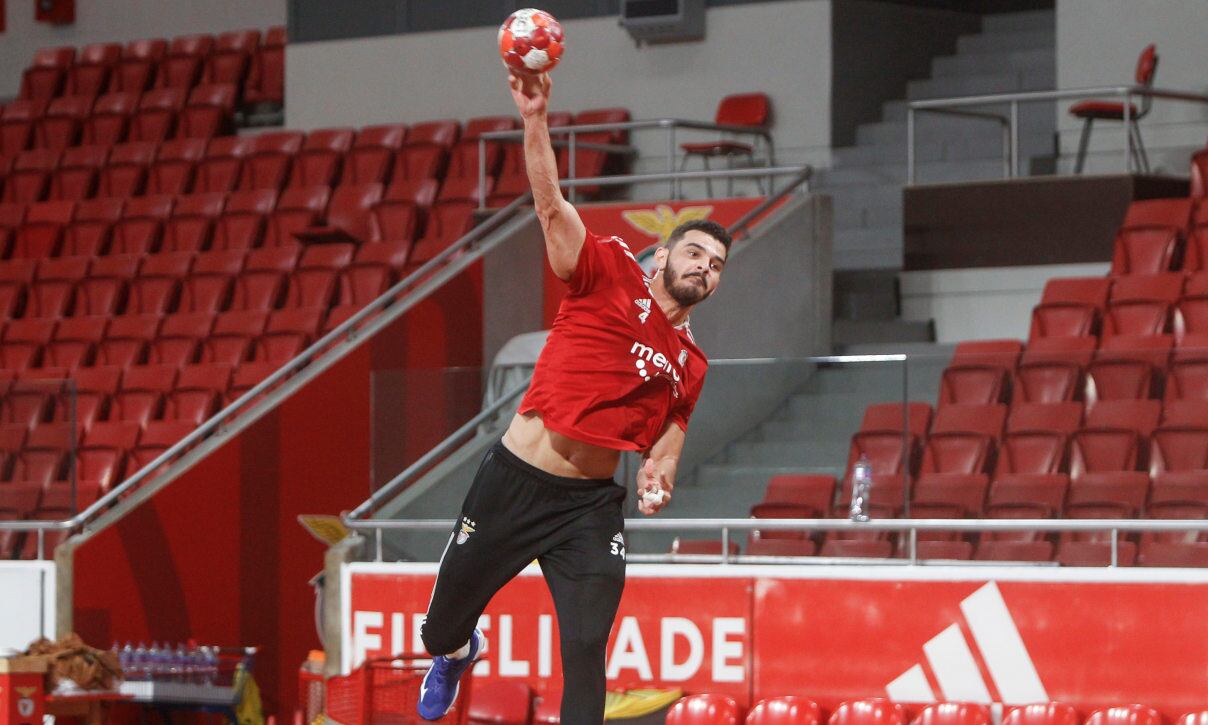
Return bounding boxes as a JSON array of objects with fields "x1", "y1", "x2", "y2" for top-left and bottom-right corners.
[
  {"x1": 830, "y1": 0, "x2": 980, "y2": 147},
  {"x1": 0, "y1": 0, "x2": 286, "y2": 98},
  {"x1": 285, "y1": 1, "x2": 834, "y2": 171}
]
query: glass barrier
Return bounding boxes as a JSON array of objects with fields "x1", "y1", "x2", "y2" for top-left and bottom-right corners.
[{"x1": 360, "y1": 347, "x2": 1208, "y2": 568}]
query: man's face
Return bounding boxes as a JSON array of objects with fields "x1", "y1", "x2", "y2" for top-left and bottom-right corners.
[{"x1": 658, "y1": 230, "x2": 727, "y2": 307}]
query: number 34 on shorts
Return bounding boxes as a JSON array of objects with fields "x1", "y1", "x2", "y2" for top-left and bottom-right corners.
[{"x1": 610, "y1": 532, "x2": 626, "y2": 559}]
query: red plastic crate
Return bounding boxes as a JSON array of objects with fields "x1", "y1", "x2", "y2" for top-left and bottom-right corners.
[{"x1": 324, "y1": 656, "x2": 472, "y2": 724}]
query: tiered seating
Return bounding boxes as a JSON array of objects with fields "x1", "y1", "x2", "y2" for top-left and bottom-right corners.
[{"x1": 10, "y1": 28, "x2": 286, "y2": 138}]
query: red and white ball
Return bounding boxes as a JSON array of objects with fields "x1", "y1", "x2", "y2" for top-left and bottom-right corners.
[{"x1": 498, "y1": 8, "x2": 565, "y2": 75}]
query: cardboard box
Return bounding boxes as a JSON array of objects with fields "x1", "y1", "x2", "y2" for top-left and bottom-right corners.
[{"x1": 0, "y1": 657, "x2": 49, "y2": 674}]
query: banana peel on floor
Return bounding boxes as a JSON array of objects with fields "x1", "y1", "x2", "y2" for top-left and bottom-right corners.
[{"x1": 604, "y1": 688, "x2": 683, "y2": 719}]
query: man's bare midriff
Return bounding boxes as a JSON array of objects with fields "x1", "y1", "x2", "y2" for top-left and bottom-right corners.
[{"x1": 501, "y1": 411, "x2": 621, "y2": 479}]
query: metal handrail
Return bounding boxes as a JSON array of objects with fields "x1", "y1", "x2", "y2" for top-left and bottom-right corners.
[
  {"x1": 343, "y1": 516, "x2": 1207, "y2": 568},
  {"x1": 479, "y1": 117, "x2": 776, "y2": 206},
  {"x1": 0, "y1": 192, "x2": 538, "y2": 542},
  {"x1": 907, "y1": 84, "x2": 1208, "y2": 183}
]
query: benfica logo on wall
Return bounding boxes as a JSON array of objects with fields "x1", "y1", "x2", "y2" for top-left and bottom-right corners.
[{"x1": 620, "y1": 205, "x2": 714, "y2": 243}]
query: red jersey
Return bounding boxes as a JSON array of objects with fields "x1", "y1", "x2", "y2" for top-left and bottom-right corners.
[{"x1": 519, "y1": 229, "x2": 709, "y2": 451}]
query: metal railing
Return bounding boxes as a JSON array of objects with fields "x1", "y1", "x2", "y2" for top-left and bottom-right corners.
[
  {"x1": 0, "y1": 192, "x2": 540, "y2": 558},
  {"x1": 907, "y1": 85, "x2": 1208, "y2": 184},
  {"x1": 344, "y1": 516, "x2": 1208, "y2": 568},
  {"x1": 479, "y1": 118, "x2": 777, "y2": 206}
]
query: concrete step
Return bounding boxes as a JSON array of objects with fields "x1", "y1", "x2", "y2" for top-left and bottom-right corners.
[
  {"x1": 857, "y1": 110, "x2": 1054, "y2": 147},
  {"x1": 692, "y1": 463, "x2": 817, "y2": 489},
  {"x1": 833, "y1": 269, "x2": 900, "y2": 320},
  {"x1": 980, "y1": 9, "x2": 1054, "y2": 34},
  {"x1": 833, "y1": 228, "x2": 904, "y2": 271},
  {"x1": 906, "y1": 68, "x2": 1056, "y2": 101},
  {"x1": 832, "y1": 318, "x2": 935, "y2": 348},
  {"x1": 815, "y1": 159, "x2": 1012, "y2": 187},
  {"x1": 726, "y1": 440, "x2": 847, "y2": 467},
  {"x1": 832, "y1": 132, "x2": 1054, "y2": 167},
  {"x1": 931, "y1": 47, "x2": 1053, "y2": 78},
  {"x1": 956, "y1": 28, "x2": 1055, "y2": 55},
  {"x1": 756, "y1": 419, "x2": 859, "y2": 445},
  {"x1": 881, "y1": 98, "x2": 1057, "y2": 124},
  {"x1": 793, "y1": 365, "x2": 905, "y2": 396}
]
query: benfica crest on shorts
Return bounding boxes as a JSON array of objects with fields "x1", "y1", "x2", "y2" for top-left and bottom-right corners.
[{"x1": 457, "y1": 517, "x2": 477, "y2": 545}]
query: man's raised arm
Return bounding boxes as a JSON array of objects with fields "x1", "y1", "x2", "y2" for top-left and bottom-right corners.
[{"x1": 509, "y1": 72, "x2": 586, "y2": 281}]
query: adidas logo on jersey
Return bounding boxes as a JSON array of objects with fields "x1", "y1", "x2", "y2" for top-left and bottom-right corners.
[
  {"x1": 612, "y1": 532, "x2": 625, "y2": 544},
  {"x1": 634, "y1": 298, "x2": 652, "y2": 324}
]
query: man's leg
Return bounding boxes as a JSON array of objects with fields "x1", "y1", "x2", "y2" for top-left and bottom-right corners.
[
  {"x1": 537, "y1": 494, "x2": 626, "y2": 725},
  {"x1": 420, "y1": 446, "x2": 548, "y2": 657}
]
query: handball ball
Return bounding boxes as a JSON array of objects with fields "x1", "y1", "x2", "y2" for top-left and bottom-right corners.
[{"x1": 499, "y1": 8, "x2": 565, "y2": 75}]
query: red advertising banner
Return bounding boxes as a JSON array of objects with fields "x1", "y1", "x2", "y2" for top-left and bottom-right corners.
[
  {"x1": 541, "y1": 197, "x2": 780, "y2": 326},
  {"x1": 344, "y1": 565, "x2": 752, "y2": 704},
  {"x1": 345, "y1": 565, "x2": 1208, "y2": 717}
]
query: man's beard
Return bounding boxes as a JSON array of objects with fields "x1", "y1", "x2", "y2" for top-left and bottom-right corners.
[{"x1": 662, "y1": 262, "x2": 708, "y2": 306}]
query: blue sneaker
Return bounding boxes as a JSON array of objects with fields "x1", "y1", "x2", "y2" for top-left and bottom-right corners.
[{"x1": 417, "y1": 628, "x2": 486, "y2": 720}]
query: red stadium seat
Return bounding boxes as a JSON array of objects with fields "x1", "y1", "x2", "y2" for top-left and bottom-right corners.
[
  {"x1": 150, "y1": 312, "x2": 212, "y2": 365},
  {"x1": 746, "y1": 538, "x2": 817, "y2": 557},
  {"x1": 821, "y1": 539, "x2": 894, "y2": 558},
  {"x1": 48, "y1": 145, "x2": 107, "y2": 202},
  {"x1": 912, "y1": 704, "x2": 991, "y2": 725},
  {"x1": 213, "y1": 190, "x2": 276, "y2": 251},
  {"x1": 409, "y1": 202, "x2": 475, "y2": 267},
  {"x1": 1013, "y1": 336, "x2": 1097, "y2": 404},
  {"x1": 1069, "y1": 45, "x2": 1158, "y2": 173},
  {"x1": 560, "y1": 107, "x2": 633, "y2": 195},
  {"x1": 66, "y1": 43, "x2": 122, "y2": 99},
  {"x1": 164, "y1": 362, "x2": 231, "y2": 423},
  {"x1": 177, "y1": 83, "x2": 238, "y2": 139},
  {"x1": 861, "y1": 402, "x2": 932, "y2": 435},
  {"x1": 180, "y1": 249, "x2": 244, "y2": 312},
  {"x1": 147, "y1": 138, "x2": 206, "y2": 196},
  {"x1": 310, "y1": 183, "x2": 383, "y2": 245},
  {"x1": 757, "y1": 473, "x2": 835, "y2": 515},
  {"x1": 1138, "y1": 541, "x2": 1208, "y2": 566},
  {"x1": 667, "y1": 695, "x2": 742, "y2": 725},
  {"x1": 12, "y1": 200, "x2": 73, "y2": 260},
  {"x1": 156, "y1": 34, "x2": 213, "y2": 90},
  {"x1": 96, "y1": 313, "x2": 158, "y2": 367},
  {"x1": 129, "y1": 88, "x2": 187, "y2": 143},
  {"x1": 127, "y1": 251, "x2": 191, "y2": 316},
  {"x1": 162, "y1": 192, "x2": 224, "y2": 253},
  {"x1": 227, "y1": 361, "x2": 277, "y2": 402},
  {"x1": 343, "y1": 124, "x2": 407, "y2": 186},
  {"x1": 912, "y1": 474, "x2": 988, "y2": 518},
  {"x1": 1067, "y1": 472, "x2": 1149, "y2": 519},
  {"x1": 1124, "y1": 197, "x2": 1194, "y2": 230},
  {"x1": 19, "y1": 47, "x2": 75, "y2": 101},
  {"x1": 939, "y1": 339, "x2": 1022, "y2": 406},
  {"x1": 1111, "y1": 227, "x2": 1182, "y2": 276},
  {"x1": 113, "y1": 364, "x2": 177, "y2": 425},
  {"x1": 680, "y1": 93, "x2": 771, "y2": 196},
  {"x1": 76, "y1": 254, "x2": 136, "y2": 316},
  {"x1": 228, "y1": 248, "x2": 295, "y2": 312},
  {"x1": 1102, "y1": 273, "x2": 1181, "y2": 338},
  {"x1": 290, "y1": 128, "x2": 354, "y2": 188},
  {"x1": 829, "y1": 700, "x2": 905, "y2": 725},
  {"x1": 29, "y1": 255, "x2": 87, "y2": 317},
  {"x1": 78, "y1": 421, "x2": 141, "y2": 492},
  {"x1": 0, "y1": 100, "x2": 47, "y2": 157},
  {"x1": 240, "y1": 131, "x2": 303, "y2": 191},
  {"x1": 46, "y1": 316, "x2": 105, "y2": 370},
  {"x1": 82, "y1": 92, "x2": 138, "y2": 146},
  {"x1": 1085, "y1": 335, "x2": 1172, "y2": 403},
  {"x1": 202, "y1": 29, "x2": 260, "y2": 89},
  {"x1": 254, "y1": 308, "x2": 323, "y2": 362},
  {"x1": 391, "y1": 145, "x2": 447, "y2": 183},
  {"x1": 406, "y1": 119, "x2": 460, "y2": 150},
  {"x1": 194, "y1": 136, "x2": 251, "y2": 193},
  {"x1": 1055, "y1": 540, "x2": 1137, "y2": 566},
  {"x1": 111, "y1": 195, "x2": 174, "y2": 256},
  {"x1": 1085, "y1": 705, "x2": 1163, "y2": 725},
  {"x1": 243, "y1": 26, "x2": 286, "y2": 109},
  {"x1": 130, "y1": 420, "x2": 197, "y2": 470},
  {"x1": 203, "y1": 310, "x2": 268, "y2": 365},
  {"x1": 466, "y1": 680, "x2": 533, "y2": 725},
  {"x1": 35, "y1": 96, "x2": 93, "y2": 151},
  {"x1": 1030, "y1": 277, "x2": 1111, "y2": 339},
  {"x1": 265, "y1": 186, "x2": 329, "y2": 249},
  {"x1": 338, "y1": 241, "x2": 410, "y2": 306},
  {"x1": 444, "y1": 139, "x2": 502, "y2": 186},
  {"x1": 746, "y1": 698, "x2": 821, "y2": 725},
  {"x1": 975, "y1": 540, "x2": 1053, "y2": 562},
  {"x1": 98, "y1": 141, "x2": 155, "y2": 197},
  {"x1": 1175, "y1": 273, "x2": 1208, "y2": 337},
  {"x1": 1184, "y1": 205, "x2": 1208, "y2": 272},
  {"x1": 5, "y1": 148, "x2": 59, "y2": 204},
  {"x1": 110, "y1": 39, "x2": 166, "y2": 94}
]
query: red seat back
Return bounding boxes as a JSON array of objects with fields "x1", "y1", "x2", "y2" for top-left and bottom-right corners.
[{"x1": 666, "y1": 694, "x2": 742, "y2": 725}]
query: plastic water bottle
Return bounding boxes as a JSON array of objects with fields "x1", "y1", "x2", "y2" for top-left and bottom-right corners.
[
  {"x1": 120, "y1": 642, "x2": 134, "y2": 676},
  {"x1": 849, "y1": 455, "x2": 873, "y2": 523},
  {"x1": 133, "y1": 642, "x2": 149, "y2": 681}
]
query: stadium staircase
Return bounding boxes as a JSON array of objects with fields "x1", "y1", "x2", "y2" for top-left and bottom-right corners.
[
  {"x1": 817, "y1": 9, "x2": 1056, "y2": 272},
  {"x1": 824, "y1": 10, "x2": 1056, "y2": 349}
]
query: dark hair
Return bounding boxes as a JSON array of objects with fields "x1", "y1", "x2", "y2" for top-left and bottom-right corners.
[{"x1": 666, "y1": 219, "x2": 732, "y2": 253}]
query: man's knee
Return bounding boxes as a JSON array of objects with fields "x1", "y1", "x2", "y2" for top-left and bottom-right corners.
[{"x1": 420, "y1": 618, "x2": 469, "y2": 657}]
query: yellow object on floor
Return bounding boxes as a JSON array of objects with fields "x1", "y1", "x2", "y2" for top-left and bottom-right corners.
[{"x1": 604, "y1": 688, "x2": 683, "y2": 719}]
